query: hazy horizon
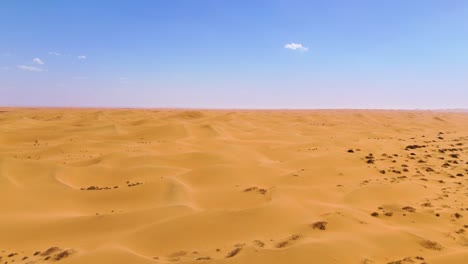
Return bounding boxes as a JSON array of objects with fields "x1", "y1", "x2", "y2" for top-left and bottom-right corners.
[
  {"x1": 1, "y1": 105, "x2": 467, "y2": 111},
  {"x1": 2, "y1": 0, "x2": 468, "y2": 109}
]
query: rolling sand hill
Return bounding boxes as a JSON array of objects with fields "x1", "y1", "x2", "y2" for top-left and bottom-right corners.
[{"x1": 0, "y1": 108, "x2": 467, "y2": 264}]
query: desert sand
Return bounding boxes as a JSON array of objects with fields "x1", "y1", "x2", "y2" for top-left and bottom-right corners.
[{"x1": 0, "y1": 108, "x2": 466, "y2": 264}]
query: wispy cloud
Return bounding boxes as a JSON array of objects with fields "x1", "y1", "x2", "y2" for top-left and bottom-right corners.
[
  {"x1": 48, "y1": 51, "x2": 61, "y2": 56},
  {"x1": 17, "y1": 65, "x2": 44, "y2": 72},
  {"x1": 77, "y1": 55, "x2": 87, "y2": 60},
  {"x1": 33, "y1": 58, "x2": 44, "y2": 65},
  {"x1": 72, "y1": 76, "x2": 88, "y2": 80},
  {"x1": 119, "y1": 77, "x2": 130, "y2": 84},
  {"x1": 284, "y1": 43, "x2": 309, "y2": 51}
]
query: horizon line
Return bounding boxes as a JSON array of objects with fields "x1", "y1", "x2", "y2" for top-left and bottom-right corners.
[{"x1": 1, "y1": 105, "x2": 467, "y2": 112}]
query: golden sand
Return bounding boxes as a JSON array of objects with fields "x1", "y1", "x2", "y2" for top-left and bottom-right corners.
[{"x1": 0, "y1": 108, "x2": 466, "y2": 263}]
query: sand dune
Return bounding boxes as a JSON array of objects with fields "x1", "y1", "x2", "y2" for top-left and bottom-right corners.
[{"x1": 0, "y1": 108, "x2": 467, "y2": 263}]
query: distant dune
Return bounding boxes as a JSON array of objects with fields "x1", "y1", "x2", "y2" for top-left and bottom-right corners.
[{"x1": 0, "y1": 108, "x2": 467, "y2": 264}]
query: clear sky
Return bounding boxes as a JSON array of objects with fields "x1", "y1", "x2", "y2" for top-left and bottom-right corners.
[{"x1": 1, "y1": 0, "x2": 467, "y2": 109}]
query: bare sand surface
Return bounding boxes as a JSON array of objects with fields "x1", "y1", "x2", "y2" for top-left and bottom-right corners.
[{"x1": 0, "y1": 108, "x2": 467, "y2": 264}]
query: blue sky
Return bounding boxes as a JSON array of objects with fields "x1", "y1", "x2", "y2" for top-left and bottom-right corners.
[{"x1": 1, "y1": 0, "x2": 467, "y2": 109}]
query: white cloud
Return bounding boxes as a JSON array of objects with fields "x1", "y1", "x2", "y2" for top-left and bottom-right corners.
[
  {"x1": 284, "y1": 43, "x2": 309, "y2": 51},
  {"x1": 77, "y1": 55, "x2": 87, "y2": 60},
  {"x1": 33, "y1": 58, "x2": 44, "y2": 65},
  {"x1": 72, "y1": 76, "x2": 88, "y2": 80},
  {"x1": 17, "y1": 65, "x2": 44, "y2": 72},
  {"x1": 48, "y1": 51, "x2": 61, "y2": 56},
  {"x1": 119, "y1": 77, "x2": 129, "y2": 84}
]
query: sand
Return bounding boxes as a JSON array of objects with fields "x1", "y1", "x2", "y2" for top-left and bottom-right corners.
[{"x1": 0, "y1": 108, "x2": 466, "y2": 264}]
